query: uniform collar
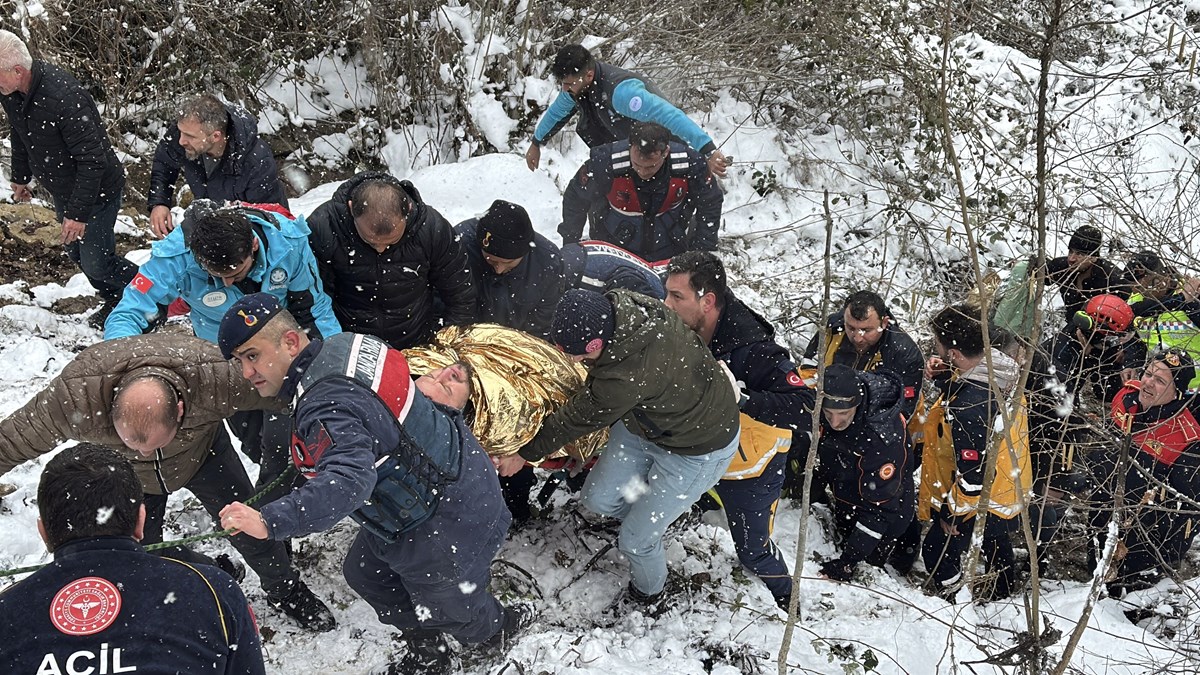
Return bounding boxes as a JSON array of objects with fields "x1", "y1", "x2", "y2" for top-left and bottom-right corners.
[
  {"x1": 53, "y1": 536, "x2": 143, "y2": 560},
  {"x1": 279, "y1": 339, "x2": 324, "y2": 403}
]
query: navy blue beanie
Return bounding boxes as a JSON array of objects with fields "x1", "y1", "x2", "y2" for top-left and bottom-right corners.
[{"x1": 552, "y1": 289, "x2": 615, "y2": 355}]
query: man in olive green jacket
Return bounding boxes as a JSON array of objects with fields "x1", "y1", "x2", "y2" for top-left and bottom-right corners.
[
  {"x1": 519, "y1": 289, "x2": 740, "y2": 607},
  {"x1": 0, "y1": 333, "x2": 335, "y2": 632}
]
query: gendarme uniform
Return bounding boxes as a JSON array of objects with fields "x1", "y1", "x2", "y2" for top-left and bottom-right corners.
[
  {"x1": 256, "y1": 330, "x2": 512, "y2": 645},
  {"x1": 560, "y1": 138, "x2": 723, "y2": 262},
  {"x1": 0, "y1": 536, "x2": 263, "y2": 675}
]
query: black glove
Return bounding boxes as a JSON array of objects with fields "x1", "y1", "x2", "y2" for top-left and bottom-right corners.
[{"x1": 819, "y1": 558, "x2": 856, "y2": 582}]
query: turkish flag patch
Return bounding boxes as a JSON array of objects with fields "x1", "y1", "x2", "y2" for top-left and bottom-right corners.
[
  {"x1": 131, "y1": 273, "x2": 154, "y2": 294},
  {"x1": 960, "y1": 449, "x2": 980, "y2": 461},
  {"x1": 904, "y1": 386, "x2": 916, "y2": 399},
  {"x1": 786, "y1": 371, "x2": 803, "y2": 387}
]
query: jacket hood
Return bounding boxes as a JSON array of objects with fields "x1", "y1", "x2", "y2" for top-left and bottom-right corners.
[
  {"x1": 225, "y1": 104, "x2": 264, "y2": 158},
  {"x1": 859, "y1": 368, "x2": 904, "y2": 424},
  {"x1": 711, "y1": 295, "x2": 776, "y2": 357},
  {"x1": 961, "y1": 347, "x2": 1021, "y2": 393}
]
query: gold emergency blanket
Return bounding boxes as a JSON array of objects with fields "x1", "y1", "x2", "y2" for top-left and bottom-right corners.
[{"x1": 404, "y1": 324, "x2": 607, "y2": 460}]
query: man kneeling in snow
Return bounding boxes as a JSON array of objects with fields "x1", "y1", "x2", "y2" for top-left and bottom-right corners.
[{"x1": 216, "y1": 293, "x2": 525, "y2": 673}]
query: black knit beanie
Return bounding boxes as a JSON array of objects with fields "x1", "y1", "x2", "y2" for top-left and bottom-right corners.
[{"x1": 552, "y1": 289, "x2": 615, "y2": 355}]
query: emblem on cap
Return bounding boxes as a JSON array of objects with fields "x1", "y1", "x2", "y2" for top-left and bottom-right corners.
[
  {"x1": 1165, "y1": 350, "x2": 1181, "y2": 367},
  {"x1": 585, "y1": 338, "x2": 604, "y2": 353},
  {"x1": 240, "y1": 310, "x2": 259, "y2": 327},
  {"x1": 481, "y1": 231, "x2": 493, "y2": 248},
  {"x1": 50, "y1": 577, "x2": 122, "y2": 636}
]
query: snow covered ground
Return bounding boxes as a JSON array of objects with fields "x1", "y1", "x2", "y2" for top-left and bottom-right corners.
[{"x1": 5, "y1": 0, "x2": 1200, "y2": 670}]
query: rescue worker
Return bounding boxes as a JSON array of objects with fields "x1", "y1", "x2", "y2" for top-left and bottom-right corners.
[
  {"x1": 561, "y1": 239, "x2": 666, "y2": 299},
  {"x1": 147, "y1": 94, "x2": 288, "y2": 238},
  {"x1": 815, "y1": 364, "x2": 914, "y2": 583},
  {"x1": 1124, "y1": 250, "x2": 1200, "y2": 394},
  {"x1": 1096, "y1": 348, "x2": 1200, "y2": 594},
  {"x1": 517, "y1": 289, "x2": 741, "y2": 610},
  {"x1": 104, "y1": 200, "x2": 339, "y2": 343},
  {"x1": 663, "y1": 251, "x2": 812, "y2": 610},
  {"x1": 561, "y1": 121, "x2": 723, "y2": 263},
  {"x1": 791, "y1": 290, "x2": 924, "y2": 570},
  {"x1": 307, "y1": 172, "x2": 476, "y2": 349},
  {"x1": 916, "y1": 304, "x2": 1032, "y2": 602},
  {"x1": 1045, "y1": 224, "x2": 1130, "y2": 320},
  {"x1": 525, "y1": 44, "x2": 729, "y2": 177},
  {"x1": 216, "y1": 294, "x2": 523, "y2": 674},
  {"x1": 0, "y1": 444, "x2": 265, "y2": 673},
  {"x1": 456, "y1": 199, "x2": 567, "y2": 343},
  {"x1": 0, "y1": 334, "x2": 335, "y2": 632}
]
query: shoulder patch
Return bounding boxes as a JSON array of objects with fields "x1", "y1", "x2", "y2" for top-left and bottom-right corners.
[
  {"x1": 904, "y1": 386, "x2": 916, "y2": 399},
  {"x1": 268, "y1": 268, "x2": 289, "y2": 289},
  {"x1": 131, "y1": 272, "x2": 154, "y2": 294},
  {"x1": 786, "y1": 371, "x2": 803, "y2": 387},
  {"x1": 878, "y1": 463, "x2": 896, "y2": 480},
  {"x1": 960, "y1": 448, "x2": 980, "y2": 461},
  {"x1": 51, "y1": 577, "x2": 122, "y2": 636},
  {"x1": 628, "y1": 95, "x2": 643, "y2": 112}
]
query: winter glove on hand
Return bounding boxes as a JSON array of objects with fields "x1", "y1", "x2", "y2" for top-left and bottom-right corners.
[{"x1": 819, "y1": 558, "x2": 856, "y2": 582}]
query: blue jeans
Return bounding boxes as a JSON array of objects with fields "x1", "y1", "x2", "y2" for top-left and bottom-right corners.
[
  {"x1": 56, "y1": 191, "x2": 136, "y2": 302},
  {"x1": 582, "y1": 420, "x2": 738, "y2": 595}
]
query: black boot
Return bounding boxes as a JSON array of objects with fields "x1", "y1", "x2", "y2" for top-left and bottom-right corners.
[
  {"x1": 389, "y1": 631, "x2": 453, "y2": 674},
  {"x1": 268, "y1": 579, "x2": 336, "y2": 633}
]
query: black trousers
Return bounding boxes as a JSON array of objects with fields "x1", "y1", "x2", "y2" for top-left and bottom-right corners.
[{"x1": 142, "y1": 425, "x2": 299, "y2": 598}]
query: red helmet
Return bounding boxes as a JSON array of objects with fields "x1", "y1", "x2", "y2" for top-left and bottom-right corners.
[{"x1": 1085, "y1": 294, "x2": 1134, "y2": 333}]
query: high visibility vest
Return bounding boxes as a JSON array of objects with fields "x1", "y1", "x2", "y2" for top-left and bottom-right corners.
[
  {"x1": 723, "y1": 413, "x2": 790, "y2": 480},
  {"x1": 1131, "y1": 293, "x2": 1200, "y2": 393},
  {"x1": 913, "y1": 390, "x2": 1032, "y2": 521}
]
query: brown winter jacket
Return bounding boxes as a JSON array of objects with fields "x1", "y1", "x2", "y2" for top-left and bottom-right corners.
[
  {"x1": 519, "y1": 289, "x2": 740, "y2": 461},
  {"x1": 0, "y1": 334, "x2": 281, "y2": 495}
]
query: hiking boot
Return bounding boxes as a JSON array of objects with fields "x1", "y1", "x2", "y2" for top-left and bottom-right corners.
[
  {"x1": 480, "y1": 601, "x2": 536, "y2": 653},
  {"x1": 268, "y1": 579, "x2": 336, "y2": 632},
  {"x1": 214, "y1": 554, "x2": 246, "y2": 583},
  {"x1": 612, "y1": 581, "x2": 672, "y2": 618},
  {"x1": 387, "y1": 631, "x2": 454, "y2": 675}
]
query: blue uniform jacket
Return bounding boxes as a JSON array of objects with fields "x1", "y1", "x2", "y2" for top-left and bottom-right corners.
[
  {"x1": 104, "y1": 209, "x2": 340, "y2": 343},
  {"x1": 0, "y1": 537, "x2": 263, "y2": 675},
  {"x1": 560, "y1": 241, "x2": 666, "y2": 299},
  {"x1": 261, "y1": 340, "x2": 509, "y2": 570},
  {"x1": 710, "y1": 293, "x2": 813, "y2": 430},
  {"x1": 534, "y1": 62, "x2": 716, "y2": 156}
]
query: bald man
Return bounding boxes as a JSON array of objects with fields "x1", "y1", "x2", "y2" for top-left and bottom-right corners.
[{"x1": 0, "y1": 333, "x2": 336, "y2": 632}]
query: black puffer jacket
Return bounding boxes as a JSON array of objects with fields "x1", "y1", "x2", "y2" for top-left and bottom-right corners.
[
  {"x1": 1, "y1": 61, "x2": 124, "y2": 221},
  {"x1": 147, "y1": 102, "x2": 287, "y2": 208},
  {"x1": 455, "y1": 218, "x2": 567, "y2": 342},
  {"x1": 307, "y1": 172, "x2": 476, "y2": 349}
]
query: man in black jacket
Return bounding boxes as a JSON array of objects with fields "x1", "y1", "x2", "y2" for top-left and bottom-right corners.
[
  {"x1": 307, "y1": 172, "x2": 476, "y2": 349},
  {"x1": 455, "y1": 199, "x2": 567, "y2": 343},
  {"x1": 815, "y1": 365, "x2": 914, "y2": 582},
  {"x1": 664, "y1": 251, "x2": 812, "y2": 610},
  {"x1": 561, "y1": 122, "x2": 723, "y2": 262},
  {"x1": 0, "y1": 30, "x2": 136, "y2": 323},
  {"x1": 147, "y1": 94, "x2": 288, "y2": 238},
  {"x1": 0, "y1": 444, "x2": 264, "y2": 674},
  {"x1": 1045, "y1": 225, "x2": 1130, "y2": 320}
]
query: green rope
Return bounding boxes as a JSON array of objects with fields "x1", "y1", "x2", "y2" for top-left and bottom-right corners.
[{"x1": 0, "y1": 465, "x2": 296, "y2": 581}]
